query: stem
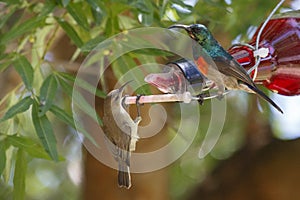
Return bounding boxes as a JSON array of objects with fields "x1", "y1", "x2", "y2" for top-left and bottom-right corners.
[
  {"x1": 41, "y1": 12, "x2": 67, "y2": 60},
  {"x1": 41, "y1": 23, "x2": 60, "y2": 60}
]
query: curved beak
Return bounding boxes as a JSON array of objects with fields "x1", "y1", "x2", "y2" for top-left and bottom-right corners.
[
  {"x1": 168, "y1": 24, "x2": 196, "y2": 40},
  {"x1": 118, "y1": 80, "x2": 132, "y2": 96},
  {"x1": 168, "y1": 24, "x2": 190, "y2": 31}
]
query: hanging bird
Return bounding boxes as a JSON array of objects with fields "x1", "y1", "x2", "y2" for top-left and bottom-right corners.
[
  {"x1": 103, "y1": 81, "x2": 142, "y2": 189},
  {"x1": 169, "y1": 24, "x2": 283, "y2": 113}
]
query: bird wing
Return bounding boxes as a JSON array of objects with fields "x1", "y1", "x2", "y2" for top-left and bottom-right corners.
[
  {"x1": 213, "y1": 56, "x2": 283, "y2": 114},
  {"x1": 102, "y1": 115, "x2": 132, "y2": 164},
  {"x1": 116, "y1": 122, "x2": 132, "y2": 166},
  {"x1": 213, "y1": 56, "x2": 255, "y2": 86},
  {"x1": 118, "y1": 147, "x2": 131, "y2": 167}
]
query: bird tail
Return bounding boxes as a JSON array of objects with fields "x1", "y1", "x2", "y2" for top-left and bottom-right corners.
[
  {"x1": 118, "y1": 162, "x2": 131, "y2": 189},
  {"x1": 246, "y1": 83, "x2": 283, "y2": 114}
]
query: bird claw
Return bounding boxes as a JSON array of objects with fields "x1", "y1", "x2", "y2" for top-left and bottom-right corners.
[
  {"x1": 134, "y1": 116, "x2": 142, "y2": 124},
  {"x1": 122, "y1": 95, "x2": 129, "y2": 109},
  {"x1": 217, "y1": 92, "x2": 225, "y2": 101},
  {"x1": 136, "y1": 94, "x2": 144, "y2": 118},
  {"x1": 196, "y1": 94, "x2": 204, "y2": 105},
  {"x1": 217, "y1": 93, "x2": 224, "y2": 100}
]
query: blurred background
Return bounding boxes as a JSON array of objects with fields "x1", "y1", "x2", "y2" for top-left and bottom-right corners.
[{"x1": 0, "y1": 0, "x2": 300, "y2": 199}]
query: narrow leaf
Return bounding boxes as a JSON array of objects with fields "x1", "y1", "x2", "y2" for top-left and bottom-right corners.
[
  {"x1": 13, "y1": 56, "x2": 34, "y2": 90},
  {"x1": 137, "y1": 1, "x2": 153, "y2": 26},
  {"x1": 57, "y1": 76, "x2": 99, "y2": 121},
  {"x1": 81, "y1": 35, "x2": 105, "y2": 52},
  {"x1": 57, "y1": 74, "x2": 73, "y2": 97},
  {"x1": 0, "y1": 6, "x2": 16, "y2": 29},
  {"x1": 0, "y1": 96, "x2": 33, "y2": 122},
  {"x1": 50, "y1": 105, "x2": 74, "y2": 127},
  {"x1": 0, "y1": 143, "x2": 6, "y2": 176},
  {"x1": 0, "y1": 59, "x2": 12, "y2": 72},
  {"x1": 0, "y1": 53, "x2": 15, "y2": 72},
  {"x1": 0, "y1": 17, "x2": 44, "y2": 44},
  {"x1": 32, "y1": 100, "x2": 58, "y2": 161},
  {"x1": 61, "y1": 0, "x2": 70, "y2": 7},
  {"x1": 39, "y1": 1, "x2": 56, "y2": 17},
  {"x1": 50, "y1": 105, "x2": 98, "y2": 146},
  {"x1": 132, "y1": 48, "x2": 174, "y2": 56},
  {"x1": 86, "y1": 0, "x2": 107, "y2": 25},
  {"x1": 131, "y1": 0, "x2": 152, "y2": 13},
  {"x1": 55, "y1": 17, "x2": 83, "y2": 48},
  {"x1": 66, "y1": 2, "x2": 89, "y2": 31},
  {"x1": 58, "y1": 72, "x2": 106, "y2": 98},
  {"x1": 13, "y1": 149, "x2": 26, "y2": 200},
  {"x1": 105, "y1": 16, "x2": 120, "y2": 37},
  {"x1": 39, "y1": 74, "x2": 58, "y2": 116},
  {"x1": 7, "y1": 135, "x2": 58, "y2": 160}
]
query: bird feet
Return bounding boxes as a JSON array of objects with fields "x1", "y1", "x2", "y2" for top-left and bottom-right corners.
[
  {"x1": 196, "y1": 94, "x2": 204, "y2": 105},
  {"x1": 135, "y1": 94, "x2": 144, "y2": 118},
  {"x1": 122, "y1": 95, "x2": 129, "y2": 109},
  {"x1": 217, "y1": 92, "x2": 224, "y2": 100}
]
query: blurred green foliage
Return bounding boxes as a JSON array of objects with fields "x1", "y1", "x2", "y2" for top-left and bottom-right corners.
[{"x1": 0, "y1": 0, "x2": 293, "y2": 199}]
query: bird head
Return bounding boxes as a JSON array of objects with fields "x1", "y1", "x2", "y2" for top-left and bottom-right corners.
[
  {"x1": 169, "y1": 24, "x2": 210, "y2": 44},
  {"x1": 107, "y1": 80, "x2": 132, "y2": 104}
]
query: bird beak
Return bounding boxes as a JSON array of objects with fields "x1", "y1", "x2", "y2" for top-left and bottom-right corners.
[
  {"x1": 118, "y1": 80, "x2": 132, "y2": 96},
  {"x1": 168, "y1": 24, "x2": 190, "y2": 31},
  {"x1": 168, "y1": 24, "x2": 196, "y2": 40}
]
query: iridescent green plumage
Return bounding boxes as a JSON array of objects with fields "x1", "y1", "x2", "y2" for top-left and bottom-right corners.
[{"x1": 169, "y1": 24, "x2": 283, "y2": 113}]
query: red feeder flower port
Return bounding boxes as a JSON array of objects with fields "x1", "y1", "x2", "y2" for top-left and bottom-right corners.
[{"x1": 228, "y1": 12, "x2": 300, "y2": 96}]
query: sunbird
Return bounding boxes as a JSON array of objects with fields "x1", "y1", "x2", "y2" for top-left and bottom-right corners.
[
  {"x1": 103, "y1": 81, "x2": 141, "y2": 189},
  {"x1": 169, "y1": 24, "x2": 283, "y2": 114}
]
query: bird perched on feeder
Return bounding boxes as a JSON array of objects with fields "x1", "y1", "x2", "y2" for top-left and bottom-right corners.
[
  {"x1": 103, "y1": 81, "x2": 142, "y2": 189},
  {"x1": 169, "y1": 24, "x2": 283, "y2": 113}
]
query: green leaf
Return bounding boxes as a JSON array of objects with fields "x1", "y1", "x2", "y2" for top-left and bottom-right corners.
[
  {"x1": 66, "y1": 2, "x2": 89, "y2": 31},
  {"x1": 61, "y1": 0, "x2": 70, "y2": 7},
  {"x1": 50, "y1": 105, "x2": 98, "y2": 146},
  {"x1": 0, "y1": 59, "x2": 12, "y2": 73},
  {"x1": 87, "y1": 0, "x2": 107, "y2": 25},
  {"x1": 105, "y1": 16, "x2": 120, "y2": 36},
  {"x1": 57, "y1": 74, "x2": 73, "y2": 97},
  {"x1": 135, "y1": 84, "x2": 152, "y2": 95},
  {"x1": 58, "y1": 72, "x2": 106, "y2": 98},
  {"x1": 55, "y1": 17, "x2": 83, "y2": 48},
  {"x1": 131, "y1": 0, "x2": 152, "y2": 13},
  {"x1": 140, "y1": 12, "x2": 154, "y2": 26},
  {"x1": 32, "y1": 100, "x2": 58, "y2": 161},
  {"x1": 57, "y1": 76, "x2": 103, "y2": 136},
  {"x1": 13, "y1": 149, "x2": 26, "y2": 200},
  {"x1": 3, "y1": 0, "x2": 21, "y2": 5},
  {"x1": 0, "y1": 6, "x2": 17, "y2": 30},
  {"x1": 132, "y1": 48, "x2": 174, "y2": 56},
  {"x1": 0, "y1": 53, "x2": 15, "y2": 72},
  {"x1": 68, "y1": 82, "x2": 100, "y2": 123},
  {"x1": 7, "y1": 135, "x2": 59, "y2": 160},
  {"x1": 49, "y1": 105, "x2": 74, "y2": 128},
  {"x1": 0, "y1": 143, "x2": 6, "y2": 176},
  {"x1": 39, "y1": 74, "x2": 58, "y2": 116},
  {"x1": 0, "y1": 96, "x2": 33, "y2": 122},
  {"x1": 134, "y1": 1, "x2": 154, "y2": 26},
  {"x1": 112, "y1": 54, "x2": 137, "y2": 79},
  {"x1": 13, "y1": 56, "x2": 34, "y2": 90},
  {"x1": 81, "y1": 35, "x2": 106, "y2": 52},
  {"x1": 0, "y1": 17, "x2": 44, "y2": 44},
  {"x1": 39, "y1": 1, "x2": 57, "y2": 17}
]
